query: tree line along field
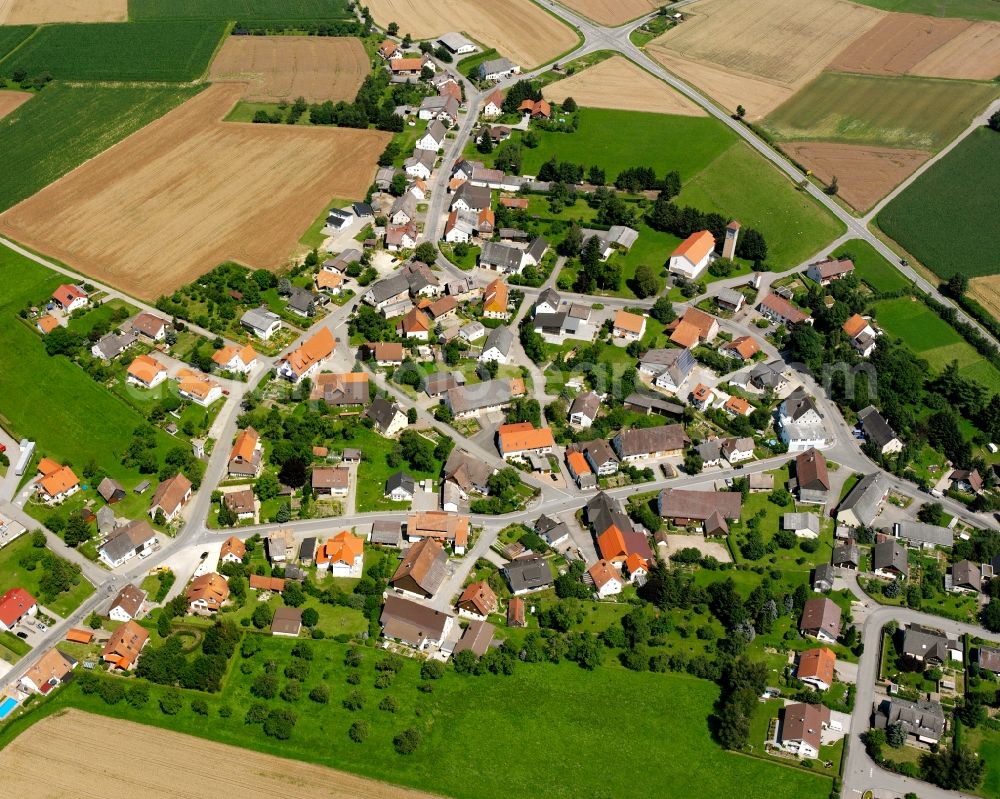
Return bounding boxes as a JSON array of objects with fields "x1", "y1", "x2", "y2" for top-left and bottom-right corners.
[
  {"x1": 0, "y1": 82, "x2": 200, "y2": 212},
  {"x1": 127, "y1": 0, "x2": 354, "y2": 21},
  {"x1": 0, "y1": 248, "x2": 177, "y2": 485},
  {"x1": 0, "y1": 637, "x2": 833, "y2": 799},
  {"x1": 0, "y1": 20, "x2": 227, "y2": 82},
  {"x1": 878, "y1": 127, "x2": 1000, "y2": 282},
  {"x1": 494, "y1": 107, "x2": 843, "y2": 267}
]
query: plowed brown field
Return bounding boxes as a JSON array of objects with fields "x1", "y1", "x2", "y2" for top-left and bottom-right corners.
[
  {"x1": 0, "y1": 0, "x2": 125, "y2": 23},
  {"x1": 544, "y1": 56, "x2": 706, "y2": 115},
  {"x1": 0, "y1": 90, "x2": 31, "y2": 119},
  {"x1": 783, "y1": 141, "x2": 930, "y2": 211},
  {"x1": 0, "y1": 83, "x2": 389, "y2": 300},
  {"x1": 363, "y1": 0, "x2": 577, "y2": 68},
  {"x1": 209, "y1": 36, "x2": 369, "y2": 103},
  {"x1": 828, "y1": 13, "x2": 1000, "y2": 80},
  {"x1": 0, "y1": 710, "x2": 447, "y2": 799}
]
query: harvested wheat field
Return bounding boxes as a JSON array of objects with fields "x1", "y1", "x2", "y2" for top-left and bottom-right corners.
[
  {"x1": 829, "y1": 13, "x2": 1000, "y2": 80},
  {"x1": 0, "y1": 0, "x2": 125, "y2": 23},
  {"x1": 783, "y1": 141, "x2": 930, "y2": 211},
  {"x1": 0, "y1": 710, "x2": 446, "y2": 799},
  {"x1": 363, "y1": 0, "x2": 577, "y2": 68},
  {"x1": 971, "y1": 276, "x2": 1000, "y2": 321},
  {"x1": 0, "y1": 83, "x2": 389, "y2": 300},
  {"x1": 559, "y1": 0, "x2": 659, "y2": 26},
  {"x1": 649, "y1": 0, "x2": 883, "y2": 86},
  {"x1": 209, "y1": 36, "x2": 369, "y2": 103},
  {"x1": 647, "y1": 49, "x2": 794, "y2": 118},
  {"x1": 0, "y1": 90, "x2": 31, "y2": 120},
  {"x1": 544, "y1": 57, "x2": 706, "y2": 116}
]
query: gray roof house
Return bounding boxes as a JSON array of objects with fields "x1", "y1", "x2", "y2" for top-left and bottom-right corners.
[
  {"x1": 386, "y1": 471, "x2": 416, "y2": 502},
  {"x1": 857, "y1": 406, "x2": 902, "y2": 454},
  {"x1": 91, "y1": 330, "x2": 139, "y2": 361},
  {"x1": 783, "y1": 512, "x2": 820, "y2": 538},
  {"x1": 812, "y1": 562, "x2": 834, "y2": 592},
  {"x1": 479, "y1": 241, "x2": 524, "y2": 274},
  {"x1": 370, "y1": 519, "x2": 403, "y2": 547},
  {"x1": 451, "y1": 181, "x2": 492, "y2": 212},
  {"x1": 872, "y1": 539, "x2": 909, "y2": 579},
  {"x1": 837, "y1": 473, "x2": 887, "y2": 528},
  {"x1": 445, "y1": 377, "x2": 522, "y2": 418},
  {"x1": 286, "y1": 286, "x2": 318, "y2": 317},
  {"x1": 478, "y1": 57, "x2": 519, "y2": 81},
  {"x1": 240, "y1": 307, "x2": 282, "y2": 339},
  {"x1": 831, "y1": 541, "x2": 860, "y2": 569},
  {"x1": 901, "y1": 624, "x2": 962, "y2": 664},
  {"x1": 503, "y1": 557, "x2": 554, "y2": 595},
  {"x1": 480, "y1": 325, "x2": 514, "y2": 362},
  {"x1": 949, "y1": 559, "x2": 981, "y2": 593},
  {"x1": 893, "y1": 521, "x2": 953, "y2": 549},
  {"x1": 872, "y1": 698, "x2": 945, "y2": 744}
]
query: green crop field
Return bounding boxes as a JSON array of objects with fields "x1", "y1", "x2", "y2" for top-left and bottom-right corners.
[
  {"x1": 764, "y1": 72, "x2": 999, "y2": 150},
  {"x1": 831, "y1": 240, "x2": 912, "y2": 293},
  {"x1": 129, "y1": 0, "x2": 352, "y2": 21},
  {"x1": 878, "y1": 127, "x2": 1000, "y2": 280},
  {"x1": 0, "y1": 21, "x2": 226, "y2": 82},
  {"x1": 0, "y1": 82, "x2": 199, "y2": 212},
  {"x1": 848, "y1": 0, "x2": 1000, "y2": 21},
  {"x1": 518, "y1": 108, "x2": 738, "y2": 182},
  {"x1": 0, "y1": 248, "x2": 176, "y2": 483},
  {"x1": 2, "y1": 637, "x2": 832, "y2": 799},
  {"x1": 874, "y1": 296, "x2": 1000, "y2": 391},
  {"x1": 0, "y1": 26, "x2": 34, "y2": 60},
  {"x1": 676, "y1": 141, "x2": 844, "y2": 268}
]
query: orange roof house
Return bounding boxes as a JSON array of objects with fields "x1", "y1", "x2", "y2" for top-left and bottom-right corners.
[
  {"x1": 175, "y1": 368, "x2": 221, "y2": 404},
  {"x1": 566, "y1": 450, "x2": 591, "y2": 478},
  {"x1": 497, "y1": 422, "x2": 555, "y2": 458},
  {"x1": 36, "y1": 462, "x2": 79, "y2": 502},
  {"x1": 724, "y1": 396, "x2": 753, "y2": 417},
  {"x1": 396, "y1": 307, "x2": 431, "y2": 337},
  {"x1": 249, "y1": 574, "x2": 286, "y2": 592},
  {"x1": 669, "y1": 319, "x2": 701, "y2": 348},
  {"x1": 126, "y1": 354, "x2": 167, "y2": 387},
  {"x1": 220, "y1": 535, "x2": 246, "y2": 563},
  {"x1": 279, "y1": 327, "x2": 335, "y2": 380},
  {"x1": 691, "y1": 384, "x2": 713, "y2": 405},
  {"x1": 37, "y1": 457, "x2": 61, "y2": 477},
  {"x1": 406, "y1": 510, "x2": 470, "y2": 551},
  {"x1": 624, "y1": 552, "x2": 649, "y2": 580},
  {"x1": 37, "y1": 315, "x2": 59, "y2": 334},
  {"x1": 500, "y1": 197, "x2": 529, "y2": 209},
  {"x1": 315, "y1": 270, "x2": 345, "y2": 291},
  {"x1": 478, "y1": 208, "x2": 495, "y2": 231},
  {"x1": 458, "y1": 581, "x2": 499, "y2": 617},
  {"x1": 483, "y1": 278, "x2": 509, "y2": 316},
  {"x1": 315, "y1": 531, "x2": 365, "y2": 569},
  {"x1": 518, "y1": 98, "x2": 551, "y2": 119},
  {"x1": 212, "y1": 343, "x2": 257, "y2": 371},
  {"x1": 597, "y1": 526, "x2": 629, "y2": 563},
  {"x1": 797, "y1": 647, "x2": 837, "y2": 690},
  {"x1": 186, "y1": 572, "x2": 230, "y2": 612},
  {"x1": 588, "y1": 559, "x2": 622, "y2": 595},
  {"x1": 843, "y1": 314, "x2": 870, "y2": 338},
  {"x1": 613, "y1": 309, "x2": 646, "y2": 338},
  {"x1": 378, "y1": 38, "x2": 400, "y2": 59},
  {"x1": 722, "y1": 335, "x2": 760, "y2": 361},
  {"x1": 102, "y1": 620, "x2": 149, "y2": 671},
  {"x1": 673, "y1": 230, "x2": 715, "y2": 262},
  {"x1": 66, "y1": 628, "x2": 94, "y2": 644}
]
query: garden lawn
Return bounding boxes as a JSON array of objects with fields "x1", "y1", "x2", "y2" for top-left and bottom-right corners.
[
  {"x1": 129, "y1": 0, "x2": 353, "y2": 20},
  {"x1": 351, "y1": 427, "x2": 442, "y2": 512},
  {"x1": 873, "y1": 296, "x2": 1000, "y2": 391},
  {"x1": 0, "y1": 248, "x2": 176, "y2": 485},
  {"x1": 967, "y1": 727, "x2": 1000, "y2": 798},
  {"x1": 0, "y1": 22, "x2": 227, "y2": 82},
  {"x1": 0, "y1": 82, "x2": 200, "y2": 212},
  {"x1": 675, "y1": 141, "x2": 844, "y2": 268},
  {"x1": 518, "y1": 108, "x2": 737, "y2": 182},
  {"x1": 833, "y1": 239, "x2": 911, "y2": 293},
  {"x1": 0, "y1": 537, "x2": 94, "y2": 618},
  {"x1": 877, "y1": 127, "x2": 1000, "y2": 281},
  {"x1": 65, "y1": 299, "x2": 140, "y2": 338},
  {"x1": 4, "y1": 636, "x2": 833, "y2": 799}
]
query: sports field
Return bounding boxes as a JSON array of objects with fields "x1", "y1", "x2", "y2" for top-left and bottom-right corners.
[
  {"x1": 128, "y1": 0, "x2": 353, "y2": 20},
  {"x1": 875, "y1": 296, "x2": 1000, "y2": 391},
  {"x1": 877, "y1": 127, "x2": 1000, "y2": 280},
  {"x1": 362, "y1": 0, "x2": 579, "y2": 68},
  {"x1": 0, "y1": 83, "x2": 389, "y2": 300},
  {"x1": 0, "y1": 82, "x2": 200, "y2": 213},
  {"x1": 764, "y1": 72, "x2": 999, "y2": 149},
  {"x1": 0, "y1": 247, "x2": 176, "y2": 483},
  {"x1": 782, "y1": 141, "x2": 929, "y2": 211},
  {"x1": 829, "y1": 14, "x2": 1000, "y2": 80},
  {"x1": 0, "y1": 0, "x2": 125, "y2": 23},
  {"x1": 0, "y1": 90, "x2": 30, "y2": 120},
  {"x1": 209, "y1": 36, "x2": 368, "y2": 103},
  {"x1": 0, "y1": 20, "x2": 226, "y2": 82},
  {"x1": 848, "y1": 0, "x2": 1000, "y2": 22},
  {"x1": 543, "y1": 56, "x2": 706, "y2": 116},
  {"x1": 3, "y1": 638, "x2": 832, "y2": 799},
  {"x1": 676, "y1": 141, "x2": 844, "y2": 267}
]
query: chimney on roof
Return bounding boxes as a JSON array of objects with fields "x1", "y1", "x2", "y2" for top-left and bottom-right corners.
[{"x1": 722, "y1": 220, "x2": 741, "y2": 260}]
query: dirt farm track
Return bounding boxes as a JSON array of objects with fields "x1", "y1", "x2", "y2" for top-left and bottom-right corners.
[
  {"x1": 0, "y1": 710, "x2": 447, "y2": 799},
  {"x1": 0, "y1": 0, "x2": 125, "y2": 24},
  {"x1": 0, "y1": 83, "x2": 389, "y2": 301}
]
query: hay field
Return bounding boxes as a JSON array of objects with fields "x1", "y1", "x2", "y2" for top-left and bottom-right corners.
[
  {"x1": 829, "y1": 13, "x2": 1000, "y2": 79},
  {"x1": 647, "y1": 0, "x2": 883, "y2": 86},
  {"x1": 783, "y1": 141, "x2": 930, "y2": 211},
  {"x1": 544, "y1": 57, "x2": 706, "y2": 116},
  {"x1": 0, "y1": 710, "x2": 446, "y2": 799},
  {"x1": 971, "y1": 276, "x2": 1000, "y2": 322},
  {"x1": 0, "y1": 83, "x2": 389, "y2": 300},
  {"x1": 0, "y1": 0, "x2": 125, "y2": 23},
  {"x1": 209, "y1": 36, "x2": 369, "y2": 103},
  {"x1": 558, "y1": 0, "x2": 659, "y2": 26},
  {"x1": 0, "y1": 90, "x2": 30, "y2": 120},
  {"x1": 363, "y1": 0, "x2": 578, "y2": 68}
]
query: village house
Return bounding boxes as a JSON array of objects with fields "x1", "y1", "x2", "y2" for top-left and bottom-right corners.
[
  {"x1": 131, "y1": 311, "x2": 169, "y2": 342},
  {"x1": 458, "y1": 580, "x2": 498, "y2": 618},
  {"x1": 19, "y1": 647, "x2": 76, "y2": 695},
  {"x1": 437, "y1": 31, "x2": 477, "y2": 54},
  {"x1": 126, "y1": 354, "x2": 168, "y2": 389},
  {"x1": 91, "y1": 330, "x2": 139, "y2": 361},
  {"x1": 405, "y1": 148, "x2": 436, "y2": 180},
  {"x1": 949, "y1": 559, "x2": 982, "y2": 593},
  {"x1": 843, "y1": 313, "x2": 878, "y2": 357},
  {"x1": 98, "y1": 519, "x2": 157, "y2": 568},
  {"x1": 668, "y1": 230, "x2": 715, "y2": 280},
  {"x1": 368, "y1": 342, "x2": 405, "y2": 367},
  {"x1": 386, "y1": 471, "x2": 416, "y2": 502},
  {"x1": 416, "y1": 119, "x2": 447, "y2": 152},
  {"x1": 480, "y1": 325, "x2": 514, "y2": 364},
  {"x1": 315, "y1": 531, "x2": 365, "y2": 578},
  {"x1": 902, "y1": 624, "x2": 962, "y2": 664},
  {"x1": 396, "y1": 306, "x2": 431, "y2": 340},
  {"x1": 390, "y1": 55, "x2": 433, "y2": 78},
  {"x1": 310, "y1": 371, "x2": 369, "y2": 407},
  {"x1": 720, "y1": 335, "x2": 760, "y2": 362},
  {"x1": 799, "y1": 597, "x2": 841, "y2": 643},
  {"x1": 97, "y1": 476, "x2": 126, "y2": 504},
  {"x1": 658, "y1": 488, "x2": 743, "y2": 535},
  {"x1": 715, "y1": 287, "x2": 745, "y2": 313},
  {"x1": 424, "y1": 370, "x2": 464, "y2": 398},
  {"x1": 312, "y1": 466, "x2": 350, "y2": 497},
  {"x1": 831, "y1": 541, "x2": 861, "y2": 570},
  {"x1": 109, "y1": 583, "x2": 147, "y2": 623},
  {"x1": 570, "y1": 439, "x2": 619, "y2": 477},
  {"x1": 271, "y1": 607, "x2": 302, "y2": 637},
  {"x1": 380, "y1": 594, "x2": 454, "y2": 651},
  {"x1": 724, "y1": 396, "x2": 753, "y2": 418},
  {"x1": 949, "y1": 468, "x2": 984, "y2": 495},
  {"x1": 580, "y1": 226, "x2": 638, "y2": 260},
  {"x1": 451, "y1": 181, "x2": 491, "y2": 213},
  {"x1": 478, "y1": 57, "x2": 519, "y2": 82},
  {"x1": 386, "y1": 220, "x2": 417, "y2": 252},
  {"x1": 778, "y1": 388, "x2": 829, "y2": 452},
  {"x1": 856, "y1": 405, "x2": 903, "y2": 455},
  {"x1": 813, "y1": 562, "x2": 835, "y2": 592},
  {"x1": 779, "y1": 702, "x2": 830, "y2": 759},
  {"x1": 149, "y1": 472, "x2": 192, "y2": 522},
  {"x1": 806, "y1": 257, "x2": 854, "y2": 285},
  {"x1": 838, "y1": 472, "x2": 888, "y2": 528},
  {"x1": 0, "y1": 588, "x2": 37, "y2": 632},
  {"x1": 503, "y1": 557, "x2": 554, "y2": 595},
  {"x1": 445, "y1": 377, "x2": 526, "y2": 419},
  {"x1": 35, "y1": 459, "x2": 80, "y2": 505},
  {"x1": 613, "y1": 424, "x2": 689, "y2": 463},
  {"x1": 406, "y1": 510, "x2": 470, "y2": 554},
  {"x1": 174, "y1": 368, "x2": 222, "y2": 407},
  {"x1": 187, "y1": 572, "x2": 230, "y2": 613},
  {"x1": 722, "y1": 436, "x2": 755, "y2": 465},
  {"x1": 640, "y1": 348, "x2": 695, "y2": 394},
  {"x1": 793, "y1": 448, "x2": 831, "y2": 505},
  {"x1": 249, "y1": 574, "x2": 285, "y2": 593},
  {"x1": 212, "y1": 343, "x2": 257, "y2": 375},
  {"x1": 276, "y1": 327, "x2": 335, "y2": 382},
  {"x1": 670, "y1": 307, "x2": 719, "y2": 347},
  {"x1": 518, "y1": 98, "x2": 551, "y2": 119},
  {"x1": 873, "y1": 698, "x2": 945, "y2": 745},
  {"x1": 783, "y1": 512, "x2": 821, "y2": 539},
  {"x1": 482, "y1": 88, "x2": 504, "y2": 118},
  {"x1": 798, "y1": 647, "x2": 837, "y2": 691},
  {"x1": 240, "y1": 307, "x2": 282, "y2": 340},
  {"x1": 569, "y1": 391, "x2": 601, "y2": 428},
  {"x1": 364, "y1": 273, "x2": 411, "y2": 314},
  {"x1": 443, "y1": 448, "x2": 496, "y2": 499},
  {"x1": 220, "y1": 535, "x2": 246, "y2": 564},
  {"x1": 389, "y1": 190, "x2": 418, "y2": 225},
  {"x1": 589, "y1": 560, "x2": 624, "y2": 598},
  {"x1": 266, "y1": 529, "x2": 296, "y2": 563},
  {"x1": 223, "y1": 488, "x2": 256, "y2": 522},
  {"x1": 365, "y1": 397, "x2": 408, "y2": 437},
  {"x1": 377, "y1": 38, "x2": 401, "y2": 59},
  {"x1": 391, "y1": 537, "x2": 448, "y2": 598},
  {"x1": 102, "y1": 620, "x2": 149, "y2": 671},
  {"x1": 612, "y1": 309, "x2": 646, "y2": 343},
  {"x1": 51, "y1": 284, "x2": 88, "y2": 313},
  {"x1": 758, "y1": 293, "x2": 812, "y2": 326},
  {"x1": 497, "y1": 422, "x2": 555, "y2": 460},
  {"x1": 872, "y1": 539, "x2": 909, "y2": 580}
]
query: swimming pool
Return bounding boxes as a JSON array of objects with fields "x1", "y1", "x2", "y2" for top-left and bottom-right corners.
[{"x1": 0, "y1": 696, "x2": 19, "y2": 720}]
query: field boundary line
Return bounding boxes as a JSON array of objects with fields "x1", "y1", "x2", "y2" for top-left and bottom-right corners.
[
  {"x1": 0, "y1": 23, "x2": 39, "y2": 67},
  {"x1": 195, "y1": 20, "x2": 234, "y2": 83}
]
